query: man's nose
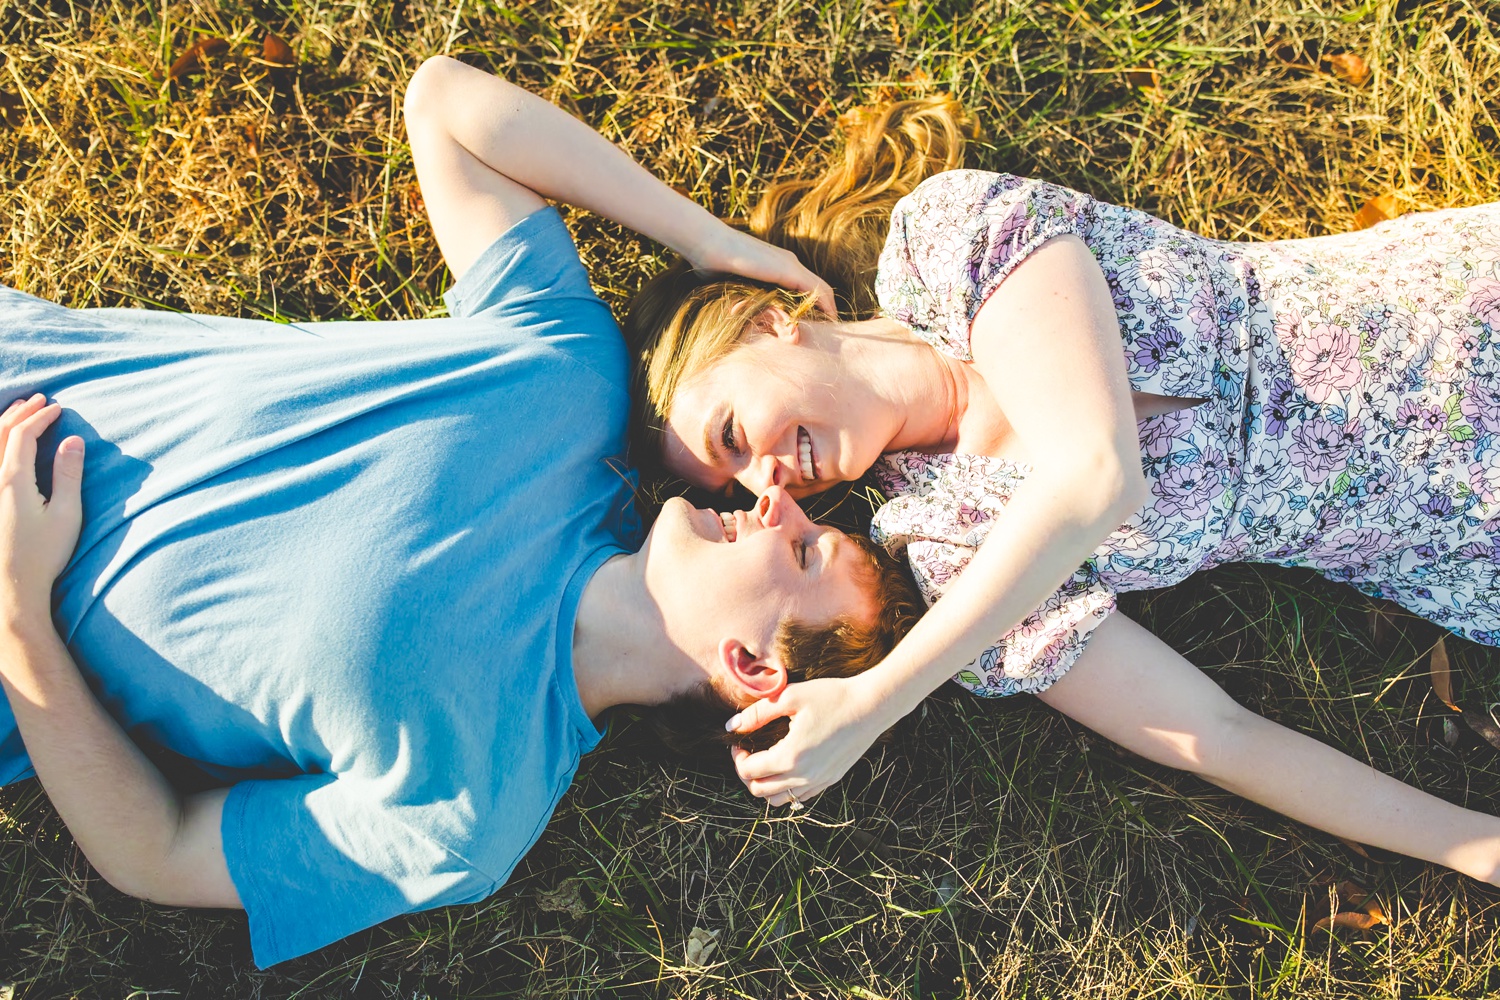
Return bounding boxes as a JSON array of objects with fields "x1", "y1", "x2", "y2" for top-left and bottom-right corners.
[{"x1": 756, "y1": 485, "x2": 807, "y2": 529}]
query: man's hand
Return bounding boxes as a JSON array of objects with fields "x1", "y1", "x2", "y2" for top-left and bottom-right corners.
[{"x1": 0, "y1": 394, "x2": 84, "y2": 624}]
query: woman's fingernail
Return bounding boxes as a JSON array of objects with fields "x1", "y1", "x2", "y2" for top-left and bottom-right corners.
[{"x1": 724, "y1": 714, "x2": 741, "y2": 732}]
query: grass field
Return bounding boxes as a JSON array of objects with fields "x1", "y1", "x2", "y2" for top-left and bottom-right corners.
[{"x1": 4, "y1": 0, "x2": 1500, "y2": 997}]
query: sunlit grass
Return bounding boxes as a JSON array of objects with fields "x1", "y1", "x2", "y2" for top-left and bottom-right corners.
[{"x1": 3, "y1": 0, "x2": 1500, "y2": 996}]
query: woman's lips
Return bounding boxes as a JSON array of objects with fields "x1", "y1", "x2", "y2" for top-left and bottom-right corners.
[{"x1": 797, "y1": 426, "x2": 816, "y2": 481}]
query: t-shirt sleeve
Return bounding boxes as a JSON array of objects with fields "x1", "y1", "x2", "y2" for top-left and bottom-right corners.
[
  {"x1": 442, "y1": 207, "x2": 603, "y2": 322},
  {"x1": 221, "y1": 773, "x2": 497, "y2": 968},
  {"x1": 875, "y1": 169, "x2": 1095, "y2": 361}
]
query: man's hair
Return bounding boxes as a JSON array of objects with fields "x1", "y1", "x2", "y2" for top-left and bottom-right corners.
[{"x1": 646, "y1": 533, "x2": 925, "y2": 755}]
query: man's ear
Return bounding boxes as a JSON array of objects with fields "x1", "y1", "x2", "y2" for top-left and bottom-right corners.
[{"x1": 717, "y1": 638, "x2": 788, "y2": 701}]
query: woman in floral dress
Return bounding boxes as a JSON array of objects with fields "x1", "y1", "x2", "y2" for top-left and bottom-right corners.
[
  {"x1": 869, "y1": 168, "x2": 1500, "y2": 694},
  {"x1": 627, "y1": 98, "x2": 1500, "y2": 883}
]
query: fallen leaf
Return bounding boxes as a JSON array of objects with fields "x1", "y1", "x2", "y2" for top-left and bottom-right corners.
[
  {"x1": 168, "y1": 36, "x2": 231, "y2": 80},
  {"x1": 684, "y1": 926, "x2": 720, "y2": 967},
  {"x1": 1124, "y1": 68, "x2": 1165, "y2": 102},
  {"x1": 1354, "y1": 193, "x2": 1398, "y2": 230},
  {"x1": 243, "y1": 124, "x2": 260, "y2": 159},
  {"x1": 262, "y1": 33, "x2": 295, "y2": 67},
  {"x1": 1335, "y1": 880, "x2": 1370, "y2": 909},
  {"x1": 1314, "y1": 910, "x2": 1383, "y2": 934},
  {"x1": 1336, "y1": 836, "x2": 1374, "y2": 861},
  {"x1": 1462, "y1": 703, "x2": 1500, "y2": 752},
  {"x1": 0, "y1": 90, "x2": 21, "y2": 128},
  {"x1": 1326, "y1": 53, "x2": 1370, "y2": 86},
  {"x1": 631, "y1": 108, "x2": 668, "y2": 145},
  {"x1": 1430, "y1": 636, "x2": 1458, "y2": 711},
  {"x1": 535, "y1": 878, "x2": 589, "y2": 919}
]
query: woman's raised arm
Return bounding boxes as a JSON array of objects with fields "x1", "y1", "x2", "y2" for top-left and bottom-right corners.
[{"x1": 403, "y1": 55, "x2": 832, "y2": 308}]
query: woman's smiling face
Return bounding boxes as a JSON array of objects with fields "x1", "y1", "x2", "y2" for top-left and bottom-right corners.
[{"x1": 659, "y1": 320, "x2": 893, "y2": 499}]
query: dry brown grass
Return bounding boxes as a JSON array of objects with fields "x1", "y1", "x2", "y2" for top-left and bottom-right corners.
[{"x1": 4, "y1": 0, "x2": 1500, "y2": 997}]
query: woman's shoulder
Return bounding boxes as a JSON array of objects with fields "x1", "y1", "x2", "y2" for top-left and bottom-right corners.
[
  {"x1": 893, "y1": 169, "x2": 1094, "y2": 223},
  {"x1": 876, "y1": 170, "x2": 1098, "y2": 356}
]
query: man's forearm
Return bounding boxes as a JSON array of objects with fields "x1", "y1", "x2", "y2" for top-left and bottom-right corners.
[
  {"x1": 0, "y1": 615, "x2": 192, "y2": 899},
  {"x1": 411, "y1": 55, "x2": 726, "y2": 261}
]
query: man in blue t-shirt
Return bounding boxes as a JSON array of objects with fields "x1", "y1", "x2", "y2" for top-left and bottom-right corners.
[{"x1": 0, "y1": 58, "x2": 920, "y2": 967}]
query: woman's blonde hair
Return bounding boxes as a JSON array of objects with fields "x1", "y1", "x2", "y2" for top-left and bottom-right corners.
[{"x1": 624, "y1": 96, "x2": 972, "y2": 479}]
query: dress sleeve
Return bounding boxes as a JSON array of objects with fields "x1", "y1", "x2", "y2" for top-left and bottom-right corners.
[
  {"x1": 870, "y1": 452, "x2": 1115, "y2": 696},
  {"x1": 221, "y1": 773, "x2": 498, "y2": 968},
  {"x1": 443, "y1": 207, "x2": 604, "y2": 321},
  {"x1": 875, "y1": 170, "x2": 1095, "y2": 361}
]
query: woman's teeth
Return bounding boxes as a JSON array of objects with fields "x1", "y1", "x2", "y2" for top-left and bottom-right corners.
[
  {"x1": 719, "y1": 511, "x2": 737, "y2": 541},
  {"x1": 798, "y1": 426, "x2": 815, "y2": 481}
]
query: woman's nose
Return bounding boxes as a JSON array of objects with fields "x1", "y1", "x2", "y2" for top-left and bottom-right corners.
[{"x1": 746, "y1": 450, "x2": 792, "y2": 493}]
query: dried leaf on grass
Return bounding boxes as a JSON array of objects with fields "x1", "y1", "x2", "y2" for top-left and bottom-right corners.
[
  {"x1": 1354, "y1": 193, "x2": 1398, "y2": 229},
  {"x1": 1336, "y1": 879, "x2": 1371, "y2": 908},
  {"x1": 1311, "y1": 880, "x2": 1388, "y2": 937},
  {"x1": 1431, "y1": 637, "x2": 1459, "y2": 711},
  {"x1": 168, "y1": 37, "x2": 230, "y2": 80},
  {"x1": 684, "y1": 926, "x2": 720, "y2": 967},
  {"x1": 1315, "y1": 910, "x2": 1385, "y2": 934},
  {"x1": 1326, "y1": 53, "x2": 1371, "y2": 86},
  {"x1": 631, "y1": 109, "x2": 668, "y2": 145},
  {"x1": 0, "y1": 90, "x2": 21, "y2": 128},
  {"x1": 1463, "y1": 704, "x2": 1500, "y2": 751},
  {"x1": 1124, "y1": 68, "x2": 1164, "y2": 102},
  {"x1": 1336, "y1": 835, "x2": 1374, "y2": 860},
  {"x1": 262, "y1": 33, "x2": 295, "y2": 67}
]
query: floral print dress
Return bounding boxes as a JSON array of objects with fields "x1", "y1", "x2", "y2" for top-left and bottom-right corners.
[{"x1": 868, "y1": 170, "x2": 1500, "y2": 697}]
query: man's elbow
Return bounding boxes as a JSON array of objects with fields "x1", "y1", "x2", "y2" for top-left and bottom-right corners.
[
  {"x1": 91, "y1": 855, "x2": 164, "y2": 904},
  {"x1": 404, "y1": 54, "x2": 461, "y2": 121}
]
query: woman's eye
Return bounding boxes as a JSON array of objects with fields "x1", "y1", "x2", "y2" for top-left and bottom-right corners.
[{"x1": 721, "y1": 416, "x2": 741, "y2": 458}]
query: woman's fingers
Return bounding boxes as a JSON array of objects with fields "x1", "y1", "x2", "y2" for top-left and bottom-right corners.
[
  {"x1": 1, "y1": 395, "x2": 49, "y2": 448},
  {"x1": 733, "y1": 743, "x2": 795, "y2": 782},
  {"x1": 2, "y1": 399, "x2": 62, "y2": 482},
  {"x1": 724, "y1": 692, "x2": 794, "y2": 735},
  {"x1": 47, "y1": 435, "x2": 86, "y2": 520}
]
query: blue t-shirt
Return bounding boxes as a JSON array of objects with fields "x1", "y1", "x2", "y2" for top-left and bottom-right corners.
[{"x1": 0, "y1": 208, "x2": 642, "y2": 966}]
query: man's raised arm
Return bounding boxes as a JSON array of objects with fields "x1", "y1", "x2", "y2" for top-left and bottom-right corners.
[{"x1": 402, "y1": 54, "x2": 833, "y2": 308}]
